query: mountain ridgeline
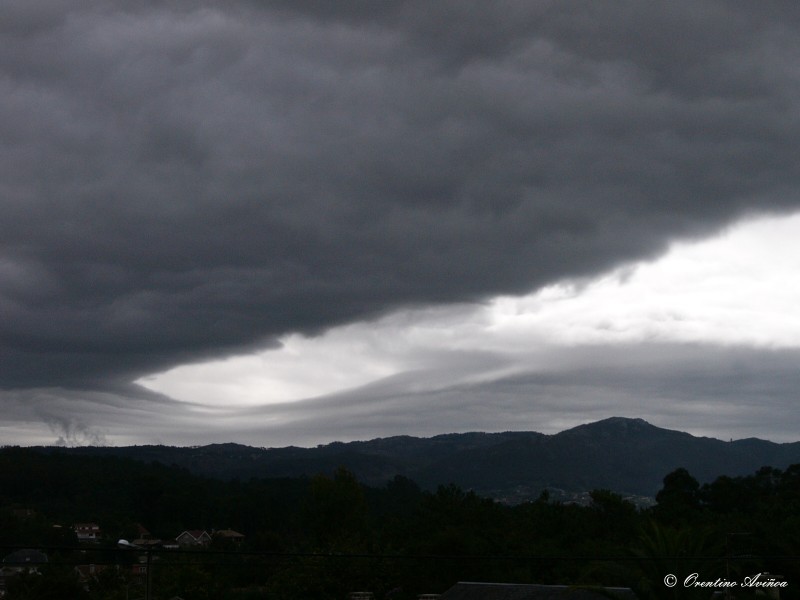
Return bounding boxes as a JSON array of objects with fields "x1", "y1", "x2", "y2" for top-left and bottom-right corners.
[{"x1": 41, "y1": 417, "x2": 800, "y2": 501}]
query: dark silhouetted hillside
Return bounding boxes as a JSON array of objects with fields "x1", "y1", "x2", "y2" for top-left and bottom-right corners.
[{"x1": 38, "y1": 417, "x2": 800, "y2": 500}]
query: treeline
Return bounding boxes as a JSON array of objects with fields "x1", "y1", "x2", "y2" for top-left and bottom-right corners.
[{"x1": 0, "y1": 447, "x2": 798, "y2": 599}]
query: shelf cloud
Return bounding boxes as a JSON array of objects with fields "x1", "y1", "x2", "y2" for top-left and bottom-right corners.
[{"x1": 2, "y1": 1, "x2": 800, "y2": 445}]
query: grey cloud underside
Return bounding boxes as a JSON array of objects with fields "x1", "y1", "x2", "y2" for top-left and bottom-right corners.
[
  {"x1": 5, "y1": 343, "x2": 798, "y2": 447},
  {"x1": 7, "y1": 344, "x2": 788, "y2": 447},
  {"x1": 2, "y1": 0, "x2": 800, "y2": 387},
  {"x1": 237, "y1": 344, "x2": 800, "y2": 446}
]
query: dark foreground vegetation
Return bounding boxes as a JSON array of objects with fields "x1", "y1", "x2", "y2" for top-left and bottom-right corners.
[{"x1": 0, "y1": 447, "x2": 798, "y2": 599}]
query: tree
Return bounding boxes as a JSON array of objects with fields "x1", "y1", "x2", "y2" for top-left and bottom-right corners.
[
  {"x1": 628, "y1": 521, "x2": 722, "y2": 600},
  {"x1": 5, "y1": 565, "x2": 89, "y2": 600},
  {"x1": 305, "y1": 467, "x2": 367, "y2": 550},
  {"x1": 654, "y1": 468, "x2": 700, "y2": 523}
]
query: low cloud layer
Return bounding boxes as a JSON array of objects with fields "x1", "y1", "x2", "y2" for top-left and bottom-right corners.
[
  {"x1": 132, "y1": 215, "x2": 800, "y2": 446},
  {"x1": 3, "y1": 2, "x2": 800, "y2": 444},
  {"x1": 6, "y1": 341, "x2": 799, "y2": 447}
]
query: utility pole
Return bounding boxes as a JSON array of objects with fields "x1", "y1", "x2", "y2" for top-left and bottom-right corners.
[
  {"x1": 118, "y1": 539, "x2": 153, "y2": 600},
  {"x1": 726, "y1": 532, "x2": 752, "y2": 600}
]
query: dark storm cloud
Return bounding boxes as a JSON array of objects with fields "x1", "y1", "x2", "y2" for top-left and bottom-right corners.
[{"x1": 3, "y1": 1, "x2": 800, "y2": 389}]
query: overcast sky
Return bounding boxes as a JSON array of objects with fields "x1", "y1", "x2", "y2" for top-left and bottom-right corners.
[{"x1": 3, "y1": 1, "x2": 800, "y2": 447}]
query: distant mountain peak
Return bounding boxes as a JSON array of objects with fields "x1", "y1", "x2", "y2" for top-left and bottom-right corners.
[
  {"x1": 557, "y1": 416, "x2": 659, "y2": 436},
  {"x1": 592, "y1": 416, "x2": 651, "y2": 427},
  {"x1": 603, "y1": 416, "x2": 649, "y2": 425}
]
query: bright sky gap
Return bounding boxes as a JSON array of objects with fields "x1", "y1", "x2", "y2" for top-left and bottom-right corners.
[{"x1": 138, "y1": 212, "x2": 800, "y2": 429}]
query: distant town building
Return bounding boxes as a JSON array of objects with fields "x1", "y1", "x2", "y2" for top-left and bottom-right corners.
[{"x1": 11, "y1": 508, "x2": 36, "y2": 520}]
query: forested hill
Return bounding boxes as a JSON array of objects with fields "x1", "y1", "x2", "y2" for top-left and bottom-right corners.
[
  {"x1": 2, "y1": 446, "x2": 800, "y2": 599},
  {"x1": 33, "y1": 417, "x2": 800, "y2": 500}
]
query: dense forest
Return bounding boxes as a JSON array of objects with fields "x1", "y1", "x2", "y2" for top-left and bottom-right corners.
[{"x1": 0, "y1": 447, "x2": 798, "y2": 599}]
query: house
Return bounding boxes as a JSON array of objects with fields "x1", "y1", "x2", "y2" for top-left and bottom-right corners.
[
  {"x1": 134, "y1": 523, "x2": 153, "y2": 540},
  {"x1": 175, "y1": 530, "x2": 212, "y2": 547},
  {"x1": 75, "y1": 563, "x2": 109, "y2": 584},
  {"x1": 133, "y1": 523, "x2": 162, "y2": 547},
  {"x1": 131, "y1": 556, "x2": 149, "y2": 577},
  {"x1": 213, "y1": 529, "x2": 245, "y2": 545},
  {"x1": 440, "y1": 582, "x2": 637, "y2": 600},
  {"x1": 74, "y1": 522, "x2": 102, "y2": 543}
]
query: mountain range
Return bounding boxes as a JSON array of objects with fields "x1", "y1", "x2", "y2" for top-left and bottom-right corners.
[{"x1": 40, "y1": 417, "x2": 800, "y2": 502}]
